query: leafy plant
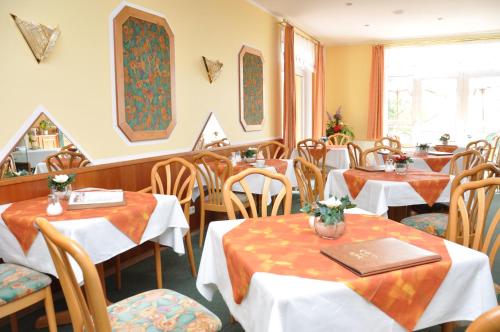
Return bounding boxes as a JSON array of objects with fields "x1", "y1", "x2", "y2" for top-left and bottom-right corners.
[
  {"x1": 243, "y1": 148, "x2": 257, "y2": 158},
  {"x1": 416, "y1": 143, "x2": 430, "y2": 151},
  {"x1": 48, "y1": 174, "x2": 75, "y2": 191},
  {"x1": 439, "y1": 133, "x2": 450, "y2": 142},
  {"x1": 300, "y1": 196, "x2": 355, "y2": 225},
  {"x1": 325, "y1": 106, "x2": 355, "y2": 139}
]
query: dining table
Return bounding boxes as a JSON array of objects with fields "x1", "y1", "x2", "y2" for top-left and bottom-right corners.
[
  {"x1": 324, "y1": 168, "x2": 453, "y2": 216},
  {"x1": 196, "y1": 211, "x2": 497, "y2": 332},
  {"x1": 291, "y1": 145, "x2": 350, "y2": 169}
]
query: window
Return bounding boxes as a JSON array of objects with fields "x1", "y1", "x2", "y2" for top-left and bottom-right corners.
[{"x1": 384, "y1": 41, "x2": 500, "y2": 145}]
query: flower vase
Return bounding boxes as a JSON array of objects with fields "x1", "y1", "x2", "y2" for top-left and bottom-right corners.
[
  {"x1": 441, "y1": 140, "x2": 449, "y2": 146},
  {"x1": 314, "y1": 216, "x2": 346, "y2": 239},
  {"x1": 51, "y1": 184, "x2": 72, "y2": 200},
  {"x1": 395, "y1": 162, "x2": 408, "y2": 174}
]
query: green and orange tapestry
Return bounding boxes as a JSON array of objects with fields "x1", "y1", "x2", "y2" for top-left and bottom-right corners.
[{"x1": 241, "y1": 50, "x2": 263, "y2": 128}]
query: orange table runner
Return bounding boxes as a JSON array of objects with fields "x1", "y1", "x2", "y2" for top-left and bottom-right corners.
[
  {"x1": 418, "y1": 154, "x2": 452, "y2": 172},
  {"x1": 1, "y1": 191, "x2": 157, "y2": 254},
  {"x1": 210, "y1": 159, "x2": 288, "y2": 176},
  {"x1": 433, "y1": 145, "x2": 458, "y2": 153},
  {"x1": 343, "y1": 169, "x2": 450, "y2": 206},
  {"x1": 308, "y1": 145, "x2": 344, "y2": 160},
  {"x1": 223, "y1": 213, "x2": 451, "y2": 331}
]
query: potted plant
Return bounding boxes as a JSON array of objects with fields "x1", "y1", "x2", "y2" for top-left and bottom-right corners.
[
  {"x1": 439, "y1": 134, "x2": 450, "y2": 145},
  {"x1": 48, "y1": 174, "x2": 75, "y2": 200},
  {"x1": 415, "y1": 143, "x2": 430, "y2": 156},
  {"x1": 392, "y1": 154, "x2": 413, "y2": 174},
  {"x1": 325, "y1": 106, "x2": 355, "y2": 139},
  {"x1": 242, "y1": 148, "x2": 257, "y2": 163},
  {"x1": 301, "y1": 196, "x2": 355, "y2": 239}
]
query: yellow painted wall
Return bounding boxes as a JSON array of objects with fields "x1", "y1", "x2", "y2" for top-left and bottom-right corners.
[
  {"x1": 0, "y1": 0, "x2": 281, "y2": 162},
  {"x1": 325, "y1": 45, "x2": 371, "y2": 140}
]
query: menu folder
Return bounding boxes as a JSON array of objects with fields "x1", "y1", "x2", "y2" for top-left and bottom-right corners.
[
  {"x1": 355, "y1": 165, "x2": 386, "y2": 172},
  {"x1": 321, "y1": 237, "x2": 441, "y2": 277},
  {"x1": 67, "y1": 190, "x2": 126, "y2": 210}
]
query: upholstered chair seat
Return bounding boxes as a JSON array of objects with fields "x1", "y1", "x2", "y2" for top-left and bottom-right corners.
[
  {"x1": 0, "y1": 263, "x2": 52, "y2": 305},
  {"x1": 401, "y1": 213, "x2": 448, "y2": 237}
]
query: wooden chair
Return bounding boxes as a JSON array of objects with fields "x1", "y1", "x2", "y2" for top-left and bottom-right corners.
[
  {"x1": 0, "y1": 154, "x2": 16, "y2": 179},
  {"x1": 60, "y1": 143, "x2": 78, "y2": 152},
  {"x1": 449, "y1": 150, "x2": 484, "y2": 175},
  {"x1": 402, "y1": 163, "x2": 500, "y2": 237},
  {"x1": 346, "y1": 142, "x2": 362, "y2": 169},
  {"x1": 293, "y1": 157, "x2": 324, "y2": 207},
  {"x1": 327, "y1": 133, "x2": 350, "y2": 146},
  {"x1": 466, "y1": 139, "x2": 492, "y2": 161},
  {"x1": 223, "y1": 168, "x2": 292, "y2": 220},
  {"x1": 489, "y1": 135, "x2": 500, "y2": 164},
  {"x1": 360, "y1": 145, "x2": 403, "y2": 167},
  {"x1": 35, "y1": 218, "x2": 221, "y2": 332},
  {"x1": 204, "y1": 139, "x2": 229, "y2": 150},
  {"x1": 374, "y1": 136, "x2": 402, "y2": 150},
  {"x1": 46, "y1": 151, "x2": 89, "y2": 172},
  {"x1": 466, "y1": 306, "x2": 500, "y2": 332},
  {"x1": 297, "y1": 139, "x2": 327, "y2": 180},
  {"x1": 257, "y1": 141, "x2": 289, "y2": 159},
  {"x1": 194, "y1": 151, "x2": 239, "y2": 248},
  {"x1": 0, "y1": 264, "x2": 57, "y2": 332},
  {"x1": 138, "y1": 157, "x2": 198, "y2": 288}
]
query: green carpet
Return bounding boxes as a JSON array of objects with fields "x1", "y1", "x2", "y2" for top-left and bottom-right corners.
[{"x1": 2, "y1": 193, "x2": 498, "y2": 332}]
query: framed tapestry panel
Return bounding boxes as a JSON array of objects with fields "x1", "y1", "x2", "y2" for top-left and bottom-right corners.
[
  {"x1": 239, "y1": 46, "x2": 264, "y2": 131},
  {"x1": 113, "y1": 6, "x2": 176, "y2": 142}
]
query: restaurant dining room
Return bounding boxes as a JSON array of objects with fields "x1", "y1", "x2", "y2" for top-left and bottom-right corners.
[{"x1": 1, "y1": 0, "x2": 499, "y2": 331}]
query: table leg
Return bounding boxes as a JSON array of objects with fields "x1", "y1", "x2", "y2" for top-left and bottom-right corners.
[
  {"x1": 35, "y1": 310, "x2": 71, "y2": 329},
  {"x1": 441, "y1": 322, "x2": 455, "y2": 332},
  {"x1": 96, "y1": 263, "x2": 112, "y2": 305}
]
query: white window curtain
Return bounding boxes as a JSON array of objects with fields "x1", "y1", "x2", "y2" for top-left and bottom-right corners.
[
  {"x1": 384, "y1": 40, "x2": 500, "y2": 145},
  {"x1": 294, "y1": 33, "x2": 315, "y2": 72}
]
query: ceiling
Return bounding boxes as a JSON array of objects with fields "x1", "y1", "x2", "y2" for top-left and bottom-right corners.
[{"x1": 249, "y1": 0, "x2": 500, "y2": 45}]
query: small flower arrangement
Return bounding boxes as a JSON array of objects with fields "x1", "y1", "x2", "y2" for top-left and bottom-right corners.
[
  {"x1": 416, "y1": 143, "x2": 430, "y2": 153},
  {"x1": 325, "y1": 106, "x2": 355, "y2": 139},
  {"x1": 392, "y1": 154, "x2": 413, "y2": 165},
  {"x1": 48, "y1": 174, "x2": 75, "y2": 192},
  {"x1": 439, "y1": 133, "x2": 450, "y2": 144},
  {"x1": 242, "y1": 148, "x2": 257, "y2": 159},
  {"x1": 301, "y1": 196, "x2": 355, "y2": 225}
]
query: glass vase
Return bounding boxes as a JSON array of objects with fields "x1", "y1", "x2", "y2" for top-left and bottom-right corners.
[
  {"x1": 51, "y1": 184, "x2": 72, "y2": 200},
  {"x1": 314, "y1": 216, "x2": 346, "y2": 239},
  {"x1": 395, "y1": 162, "x2": 408, "y2": 174}
]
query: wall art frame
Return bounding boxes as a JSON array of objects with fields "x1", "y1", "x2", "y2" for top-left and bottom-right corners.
[
  {"x1": 113, "y1": 5, "x2": 176, "y2": 142},
  {"x1": 239, "y1": 45, "x2": 264, "y2": 132}
]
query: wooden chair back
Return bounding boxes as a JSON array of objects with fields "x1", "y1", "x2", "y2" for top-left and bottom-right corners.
[
  {"x1": 223, "y1": 168, "x2": 292, "y2": 220},
  {"x1": 489, "y1": 135, "x2": 500, "y2": 164},
  {"x1": 447, "y1": 177, "x2": 500, "y2": 268},
  {"x1": 374, "y1": 136, "x2": 401, "y2": 150},
  {"x1": 327, "y1": 133, "x2": 350, "y2": 146},
  {"x1": 293, "y1": 157, "x2": 324, "y2": 207},
  {"x1": 61, "y1": 144, "x2": 78, "y2": 152},
  {"x1": 466, "y1": 306, "x2": 500, "y2": 332},
  {"x1": 204, "y1": 139, "x2": 229, "y2": 149},
  {"x1": 296, "y1": 139, "x2": 327, "y2": 178},
  {"x1": 449, "y1": 150, "x2": 483, "y2": 175},
  {"x1": 193, "y1": 151, "x2": 233, "y2": 206},
  {"x1": 46, "y1": 151, "x2": 89, "y2": 172},
  {"x1": 346, "y1": 142, "x2": 362, "y2": 169},
  {"x1": 257, "y1": 141, "x2": 289, "y2": 159},
  {"x1": 0, "y1": 154, "x2": 16, "y2": 179},
  {"x1": 466, "y1": 139, "x2": 492, "y2": 161},
  {"x1": 35, "y1": 218, "x2": 111, "y2": 332},
  {"x1": 360, "y1": 145, "x2": 403, "y2": 167}
]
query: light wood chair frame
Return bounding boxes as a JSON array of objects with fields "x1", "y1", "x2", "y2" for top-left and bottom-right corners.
[
  {"x1": 327, "y1": 133, "x2": 351, "y2": 146},
  {"x1": 466, "y1": 305, "x2": 500, "y2": 332},
  {"x1": 46, "y1": 151, "x2": 89, "y2": 172},
  {"x1": 257, "y1": 141, "x2": 289, "y2": 159},
  {"x1": 449, "y1": 150, "x2": 483, "y2": 175},
  {"x1": 488, "y1": 135, "x2": 500, "y2": 164},
  {"x1": 374, "y1": 136, "x2": 402, "y2": 150},
  {"x1": 346, "y1": 142, "x2": 362, "y2": 169},
  {"x1": 296, "y1": 139, "x2": 327, "y2": 180},
  {"x1": 293, "y1": 157, "x2": 324, "y2": 207},
  {"x1": 223, "y1": 168, "x2": 292, "y2": 220},
  {"x1": 360, "y1": 145, "x2": 403, "y2": 167},
  {"x1": 204, "y1": 139, "x2": 229, "y2": 150},
  {"x1": 466, "y1": 139, "x2": 492, "y2": 161}
]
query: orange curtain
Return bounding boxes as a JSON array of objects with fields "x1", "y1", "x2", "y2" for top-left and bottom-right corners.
[
  {"x1": 283, "y1": 24, "x2": 296, "y2": 150},
  {"x1": 367, "y1": 45, "x2": 384, "y2": 140},
  {"x1": 312, "y1": 44, "x2": 325, "y2": 139}
]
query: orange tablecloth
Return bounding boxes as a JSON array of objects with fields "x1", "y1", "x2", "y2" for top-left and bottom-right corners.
[
  {"x1": 210, "y1": 159, "x2": 288, "y2": 176},
  {"x1": 412, "y1": 153, "x2": 453, "y2": 172},
  {"x1": 223, "y1": 213, "x2": 451, "y2": 331},
  {"x1": 1, "y1": 191, "x2": 157, "y2": 254},
  {"x1": 433, "y1": 145, "x2": 458, "y2": 153},
  {"x1": 307, "y1": 145, "x2": 344, "y2": 160},
  {"x1": 343, "y1": 169, "x2": 450, "y2": 206}
]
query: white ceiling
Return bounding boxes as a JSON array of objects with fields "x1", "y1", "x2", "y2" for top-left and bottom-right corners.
[{"x1": 249, "y1": 0, "x2": 500, "y2": 45}]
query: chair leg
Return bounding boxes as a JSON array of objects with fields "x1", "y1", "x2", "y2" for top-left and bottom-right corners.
[
  {"x1": 154, "y1": 242, "x2": 163, "y2": 288},
  {"x1": 9, "y1": 314, "x2": 18, "y2": 332},
  {"x1": 44, "y1": 287, "x2": 57, "y2": 332},
  {"x1": 185, "y1": 231, "x2": 197, "y2": 277},
  {"x1": 441, "y1": 322, "x2": 455, "y2": 332},
  {"x1": 114, "y1": 255, "x2": 122, "y2": 290},
  {"x1": 199, "y1": 207, "x2": 206, "y2": 248}
]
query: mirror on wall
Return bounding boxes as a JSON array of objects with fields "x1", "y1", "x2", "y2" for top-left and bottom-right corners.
[
  {"x1": 193, "y1": 112, "x2": 230, "y2": 150},
  {"x1": 0, "y1": 113, "x2": 90, "y2": 180}
]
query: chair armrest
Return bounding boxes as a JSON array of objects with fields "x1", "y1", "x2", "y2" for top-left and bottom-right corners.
[{"x1": 138, "y1": 186, "x2": 152, "y2": 193}]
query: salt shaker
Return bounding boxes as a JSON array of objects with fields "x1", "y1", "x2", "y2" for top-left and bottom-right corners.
[{"x1": 46, "y1": 194, "x2": 63, "y2": 216}]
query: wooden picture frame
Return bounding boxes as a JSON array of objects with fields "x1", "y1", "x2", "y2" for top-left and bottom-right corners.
[
  {"x1": 239, "y1": 45, "x2": 264, "y2": 131},
  {"x1": 113, "y1": 6, "x2": 176, "y2": 142}
]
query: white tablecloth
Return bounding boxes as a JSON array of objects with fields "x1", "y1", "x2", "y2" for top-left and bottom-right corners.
[
  {"x1": 0, "y1": 194, "x2": 188, "y2": 283},
  {"x1": 324, "y1": 169, "x2": 453, "y2": 216},
  {"x1": 11, "y1": 148, "x2": 59, "y2": 166},
  {"x1": 196, "y1": 211, "x2": 497, "y2": 332},
  {"x1": 291, "y1": 147, "x2": 350, "y2": 169}
]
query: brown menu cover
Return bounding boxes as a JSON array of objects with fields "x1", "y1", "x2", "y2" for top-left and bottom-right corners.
[
  {"x1": 355, "y1": 165, "x2": 386, "y2": 172},
  {"x1": 321, "y1": 237, "x2": 441, "y2": 277}
]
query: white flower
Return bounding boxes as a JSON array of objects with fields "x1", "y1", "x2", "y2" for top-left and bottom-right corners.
[
  {"x1": 53, "y1": 174, "x2": 69, "y2": 183},
  {"x1": 320, "y1": 197, "x2": 342, "y2": 208}
]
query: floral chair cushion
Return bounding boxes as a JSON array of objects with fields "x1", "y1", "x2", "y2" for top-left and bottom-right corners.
[
  {"x1": 401, "y1": 213, "x2": 448, "y2": 237},
  {"x1": 107, "y1": 288, "x2": 222, "y2": 331},
  {"x1": 0, "y1": 263, "x2": 51, "y2": 305}
]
